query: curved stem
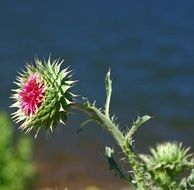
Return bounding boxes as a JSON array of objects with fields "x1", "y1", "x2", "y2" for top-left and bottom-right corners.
[
  {"x1": 72, "y1": 103, "x2": 124, "y2": 147},
  {"x1": 72, "y1": 102, "x2": 148, "y2": 190}
]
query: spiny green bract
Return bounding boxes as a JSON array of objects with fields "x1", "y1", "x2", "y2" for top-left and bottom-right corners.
[
  {"x1": 141, "y1": 142, "x2": 193, "y2": 172},
  {"x1": 11, "y1": 57, "x2": 76, "y2": 136},
  {"x1": 140, "y1": 142, "x2": 194, "y2": 188}
]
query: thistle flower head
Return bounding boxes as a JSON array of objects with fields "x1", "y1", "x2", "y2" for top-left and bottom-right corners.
[
  {"x1": 11, "y1": 57, "x2": 76, "y2": 136},
  {"x1": 140, "y1": 142, "x2": 194, "y2": 180},
  {"x1": 144, "y1": 142, "x2": 192, "y2": 171}
]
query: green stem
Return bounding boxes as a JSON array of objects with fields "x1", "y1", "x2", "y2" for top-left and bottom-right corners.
[{"x1": 72, "y1": 103, "x2": 148, "y2": 190}]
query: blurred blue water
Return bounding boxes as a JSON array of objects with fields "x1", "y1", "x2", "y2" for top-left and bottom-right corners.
[{"x1": 0, "y1": 1, "x2": 194, "y2": 188}]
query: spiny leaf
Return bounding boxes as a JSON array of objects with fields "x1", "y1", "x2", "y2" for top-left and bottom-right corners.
[
  {"x1": 76, "y1": 119, "x2": 94, "y2": 134},
  {"x1": 125, "y1": 115, "x2": 151, "y2": 142},
  {"x1": 104, "y1": 69, "x2": 112, "y2": 118},
  {"x1": 105, "y1": 146, "x2": 132, "y2": 183}
]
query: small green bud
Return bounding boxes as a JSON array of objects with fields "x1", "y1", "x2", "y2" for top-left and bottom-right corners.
[{"x1": 140, "y1": 142, "x2": 194, "y2": 188}]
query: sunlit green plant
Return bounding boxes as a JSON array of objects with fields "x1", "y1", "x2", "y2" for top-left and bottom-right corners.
[
  {"x1": 140, "y1": 142, "x2": 194, "y2": 189},
  {"x1": 11, "y1": 57, "x2": 194, "y2": 190},
  {"x1": 0, "y1": 112, "x2": 35, "y2": 190}
]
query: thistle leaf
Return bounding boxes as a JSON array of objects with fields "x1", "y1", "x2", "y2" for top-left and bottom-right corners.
[
  {"x1": 125, "y1": 115, "x2": 151, "y2": 142},
  {"x1": 105, "y1": 146, "x2": 132, "y2": 183},
  {"x1": 104, "y1": 69, "x2": 112, "y2": 118},
  {"x1": 76, "y1": 119, "x2": 94, "y2": 134}
]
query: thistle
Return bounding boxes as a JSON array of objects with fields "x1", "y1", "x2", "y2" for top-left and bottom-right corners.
[
  {"x1": 11, "y1": 57, "x2": 76, "y2": 136},
  {"x1": 140, "y1": 142, "x2": 194, "y2": 189},
  {"x1": 10, "y1": 58, "x2": 194, "y2": 190}
]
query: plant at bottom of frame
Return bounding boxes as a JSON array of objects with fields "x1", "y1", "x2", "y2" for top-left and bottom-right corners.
[
  {"x1": 0, "y1": 111, "x2": 36, "y2": 190},
  {"x1": 139, "y1": 142, "x2": 194, "y2": 189}
]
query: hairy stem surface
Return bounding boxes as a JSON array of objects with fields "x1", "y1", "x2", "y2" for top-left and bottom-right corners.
[{"x1": 72, "y1": 102, "x2": 148, "y2": 190}]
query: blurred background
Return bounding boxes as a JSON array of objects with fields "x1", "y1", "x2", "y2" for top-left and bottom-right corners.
[{"x1": 0, "y1": 0, "x2": 194, "y2": 189}]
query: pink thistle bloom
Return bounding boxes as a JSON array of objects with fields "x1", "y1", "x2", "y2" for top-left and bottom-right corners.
[
  {"x1": 19, "y1": 74, "x2": 45, "y2": 116},
  {"x1": 11, "y1": 57, "x2": 75, "y2": 135}
]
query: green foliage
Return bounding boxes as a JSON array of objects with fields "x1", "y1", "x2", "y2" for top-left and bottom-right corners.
[
  {"x1": 74, "y1": 71, "x2": 150, "y2": 189},
  {"x1": 105, "y1": 146, "x2": 132, "y2": 182},
  {"x1": 73, "y1": 70, "x2": 194, "y2": 190},
  {"x1": 125, "y1": 115, "x2": 151, "y2": 145},
  {"x1": 140, "y1": 142, "x2": 194, "y2": 189},
  {"x1": 0, "y1": 112, "x2": 36, "y2": 190},
  {"x1": 179, "y1": 168, "x2": 194, "y2": 189}
]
